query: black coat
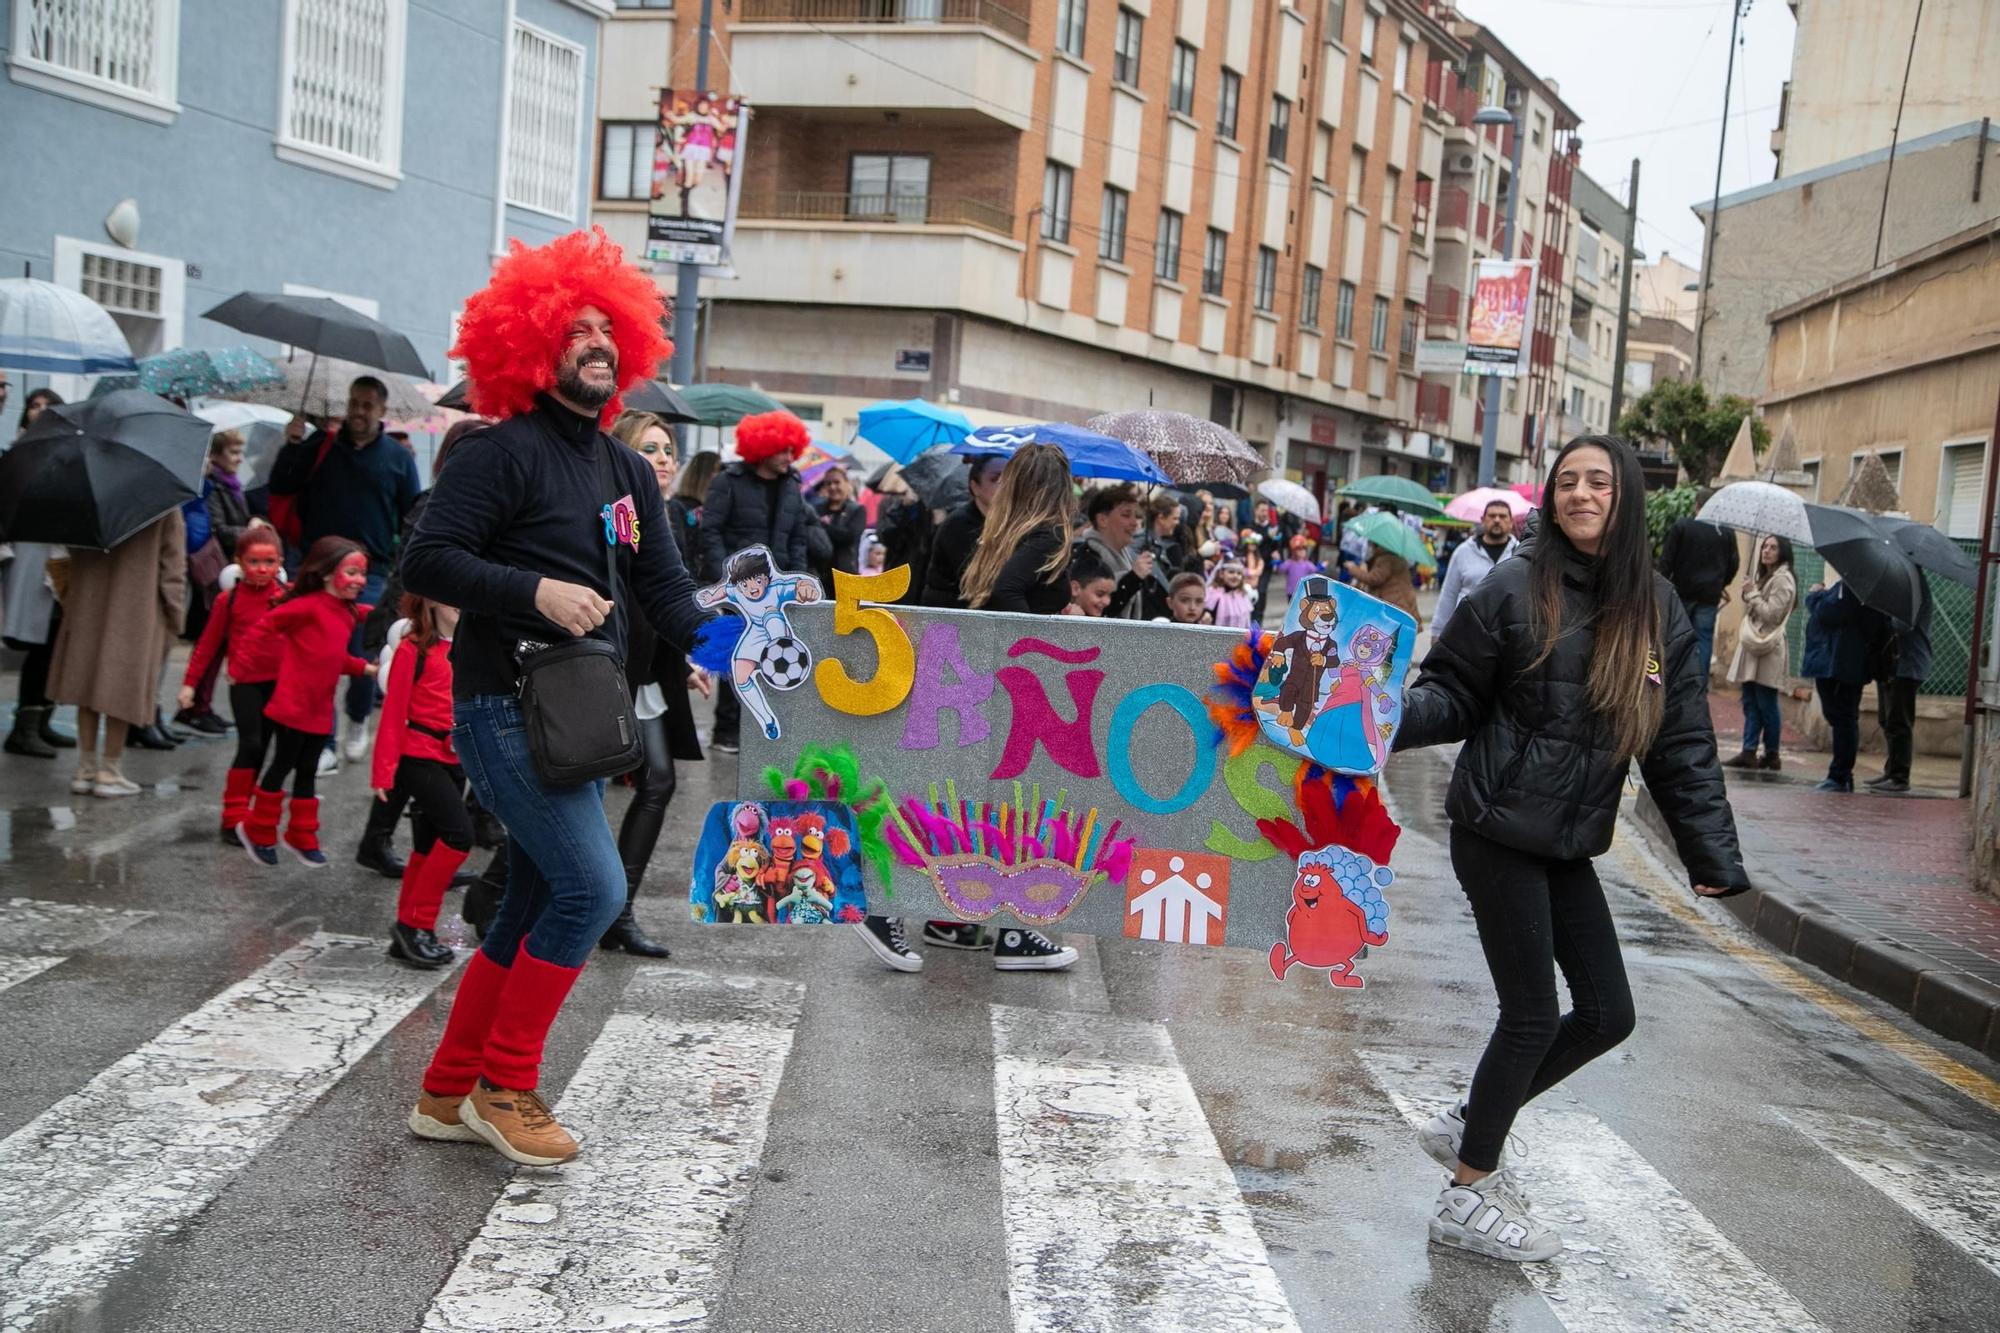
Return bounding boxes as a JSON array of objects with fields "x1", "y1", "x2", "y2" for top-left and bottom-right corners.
[
  {"x1": 697, "y1": 461, "x2": 812, "y2": 581},
  {"x1": 625, "y1": 612, "x2": 704, "y2": 762},
  {"x1": 1397, "y1": 541, "x2": 1748, "y2": 890},
  {"x1": 924, "y1": 502, "x2": 983, "y2": 609},
  {"x1": 985, "y1": 525, "x2": 1070, "y2": 615}
]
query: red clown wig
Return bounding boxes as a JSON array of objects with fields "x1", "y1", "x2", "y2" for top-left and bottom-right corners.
[
  {"x1": 451, "y1": 227, "x2": 671, "y2": 426},
  {"x1": 734, "y1": 410, "x2": 812, "y2": 465}
]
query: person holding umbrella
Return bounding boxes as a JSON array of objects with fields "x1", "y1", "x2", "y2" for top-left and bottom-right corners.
[
  {"x1": 1433, "y1": 498, "x2": 1520, "y2": 636},
  {"x1": 1656, "y1": 492, "x2": 1739, "y2": 682},
  {"x1": 1800, "y1": 577, "x2": 1891, "y2": 793},
  {"x1": 4, "y1": 390, "x2": 76, "y2": 761},
  {"x1": 1867, "y1": 578, "x2": 1931, "y2": 794},
  {"x1": 1722, "y1": 536, "x2": 1797, "y2": 772},
  {"x1": 1342, "y1": 540, "x2": 1423, "y2": 630}
]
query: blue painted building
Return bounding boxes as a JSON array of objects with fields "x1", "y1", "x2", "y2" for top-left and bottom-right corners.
[{"x1": 1, "y1": 0, "x2": 614, "y2": 385}]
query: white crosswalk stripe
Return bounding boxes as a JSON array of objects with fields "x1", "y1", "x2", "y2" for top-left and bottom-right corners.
[
  {"x1": 1362, "y1": 1049, "x2": 1827, "y2": 1333},
  {"x1": 0, "y1": 897, "x2": 150, "y2": 994},
  {"x1": 1779, "y1": 1106, "x2": 2000, "y2": 1281},
  {"x1": 991, "y1": 1003, "x2": 1301, "y2": 1333},
  {"x1": 0, "y1": 933, "x2": 453, "y2": 1331},
  {"x1": 422, "y1": 967, "x2": 804, "y2": 1332}
]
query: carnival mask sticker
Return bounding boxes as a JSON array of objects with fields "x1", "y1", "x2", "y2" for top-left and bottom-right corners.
[
  {"x1": 691, "y1": 544, "x2": 823, "y2": 743},
  {"x1": 689, "y1": 799, "x2": 868, "y2": 925},
  {"x1": 1252, "y1": 575, "x2": 1418, "y2": 776},
  {"x1": 884, "y1": 783, "x2": 1137, "y2": 927},
  {"x1": 1269, "y1": 844, "x2": 1393, "y2": 988}
]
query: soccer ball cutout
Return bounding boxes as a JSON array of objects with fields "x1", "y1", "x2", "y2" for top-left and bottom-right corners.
[{"x1": 759, "y1": 635, "x2": 813, "y2": 690}]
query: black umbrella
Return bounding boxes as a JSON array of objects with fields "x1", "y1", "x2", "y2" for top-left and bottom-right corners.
[
  {"x1": 0, "y1": 390, "x2": 208, "y2": 549},
  {"x1": 895, "y1": 446, "x2": 972, "y2": 511},
  {"x1": 1806, "y1": 503, "x2": 1926, "y2": 628},
  {"x1": 202, "y1": 292, "x2": 428, "y2": 377},
  {"x1": 1871, "y1": 516, "x2": 1977, "y2": 588},
  {"x1": 436, "y1": 377, "x2": 700, "y2": 424}
]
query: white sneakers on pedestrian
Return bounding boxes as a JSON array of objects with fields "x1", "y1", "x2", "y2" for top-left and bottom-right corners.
[
  {"x1": 316, "y1": 746, "x2": 340, "y2": 777},
  {"x1": 342, "y1": 720, "x2": 372, "y2": 764},
  {"x1": 1430, "y1": 1168, "x2": 1563, "y2": 1262},
  {"x1": 1418, "y1": 1099, "x2": 1527, "y2": 1171}
]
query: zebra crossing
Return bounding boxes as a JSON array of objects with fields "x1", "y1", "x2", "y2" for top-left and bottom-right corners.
[{"x1": 1, "y1": 893, "x2": 1997, "y2": 1332}]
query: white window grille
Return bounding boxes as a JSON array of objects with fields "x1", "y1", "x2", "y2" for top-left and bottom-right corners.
[
  {"x1": 507, "y1": 21, "x2": 587, "y2": 220},
  {"x1": 52, "y1": 236, "x2": 185, "y2": 387},
  {"x1": 9, "y1": 0, "x2": 181, "y2": 121},
  {"x1": 80, "y1": 252, "x2": 163, "y2": 318},
  {"x1": 277, "y1": 0, "x2": 407, "y2": 187}
]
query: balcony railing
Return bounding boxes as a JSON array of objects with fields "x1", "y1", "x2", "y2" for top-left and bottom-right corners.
[
  {"x1": 1436, "y1": 186, "x2": 1470, "y2": 233},
  {"x1": 1568, "y1": 332, "x2": 1591, "y2": 365},
  {"x1": 1424, "y1": 279, "x2": 1460, "y2": 334},
  {"x1": 739, "y1": 0, "x2": 1031, "y2": 41},
  {"x1": 754, "y1": 190, "x2": 1015, "y2": 237},
  {"x1": 1415, "y1": 380, "x2": 1452, "y2": 427}
]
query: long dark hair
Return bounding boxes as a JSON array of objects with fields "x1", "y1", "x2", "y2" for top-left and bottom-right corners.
[
  {"x1": 1530, "y1": 435, "x2": 1661, "y2": 761},
  {"x1": 1756, "y1": 533, "x2": 1795, "y2": 583},
  {"x1": 280, "y1": 535, "x2": 365, "y2": 604}
]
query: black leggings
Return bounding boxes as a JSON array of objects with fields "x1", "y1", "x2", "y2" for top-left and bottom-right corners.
[
  {"x1": 614, "y1": 712, "x2": 679, "y2": 891},
  {"x1": 398, "y1": 756, "x2": 473, "y2": 855},
  {"x1": 259, "y1": 723, "x2": 328, "y2": 799},
  {"x1": 1449, "y1": 824, "x2": 1637, "y2": 1172},
  {"x1": 228, "y1": 681, "x2": 276, "y2": 771}
]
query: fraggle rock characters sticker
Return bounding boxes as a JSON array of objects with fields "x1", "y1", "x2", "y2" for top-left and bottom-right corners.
[
  {"x1": 692, "y1": 544, "x2": 822, "y2": 743},
  {"x1": 690, "y1": 799, "x2": 868, "y2": 925},
  {"x1": 1252, "y1": 575, "x2": 1417, "y2": 775},
  {"x1": 884, "y1": 784, "x2": 1137, "y2": 928}
]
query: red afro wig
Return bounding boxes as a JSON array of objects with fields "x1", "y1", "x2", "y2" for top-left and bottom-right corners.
[
  {"x1": 734, "y1": 410, "x2": 812, "y2": 464},
  {"x1": 450, "y1": 227, "x2": 671, "y2": 426}
]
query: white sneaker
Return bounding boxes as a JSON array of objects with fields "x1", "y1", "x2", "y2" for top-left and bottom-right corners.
[
  {"x1": 316, "y1": 747, "x2": 340, "y2": 777},
  {"x1": 1430, "y1": 1168, "x2": 1562, "y2": 1263},
  {"x1": 92, "y1": 775, "x2": 142, "y2": 799},
  {"x1": 70, "y1": 765, "x2": 99, "y2": 795},
  {"x1": 342, "y1": 721, "x2": 372, "y2": 763},
  {"x1": 1419, "y1": 1100, "x2": 1528, "y2": 1171}
]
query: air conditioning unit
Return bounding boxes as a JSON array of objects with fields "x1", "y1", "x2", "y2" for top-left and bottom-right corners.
[{"x1": 1450, "y1": 151, "x2": 1476, "y2": 175}]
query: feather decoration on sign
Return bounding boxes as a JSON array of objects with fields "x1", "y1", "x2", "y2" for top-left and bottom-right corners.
[
  {"x1": 1258, "y1": 772, "x2": 1400, "y2": 866},
  {"x1": 760, "y1": 744, "x2": 897, "y2": 892},
  {"x1": 1206, "y1": 626, "x2": 1277, "y2": 756},
  {"x1": 689, "y1": 614, "x2": 742, "y2": 674}
]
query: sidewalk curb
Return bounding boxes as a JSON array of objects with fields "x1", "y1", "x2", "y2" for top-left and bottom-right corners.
[{"x1": 1633, "y1": 787, "x2": 2000, "y2": 1060}]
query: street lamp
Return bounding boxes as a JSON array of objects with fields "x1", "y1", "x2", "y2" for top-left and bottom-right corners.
[{"x1": 1471, "y1": 98, "x2": 1524, "y2": 487}]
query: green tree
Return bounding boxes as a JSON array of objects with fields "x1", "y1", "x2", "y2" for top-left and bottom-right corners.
[
  {"x1": 1645, "y1": 484, "x2": 1698, "y2": 557},
  {"x1": 1615, "y1": 379, "x2": 1769, "y2": 486}
]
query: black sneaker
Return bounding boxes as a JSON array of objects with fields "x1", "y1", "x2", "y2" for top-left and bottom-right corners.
[
  {"x1": 922, "y1": 921, "x2": 990, "y2": 950},
  {"x1": 711, "y1": 735, "x2": 741, "y2": 755},
  {"x1": 852, "y1": 915, "x2": 922, "y2": 972},
  {"x1": 1869, "y1": 777, "x2": 1911, "y2": 794},
  {"x1": 992, "y1": 928, "x2": 1078, "y2": 971}
]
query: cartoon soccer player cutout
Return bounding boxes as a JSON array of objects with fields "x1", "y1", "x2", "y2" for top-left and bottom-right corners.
[{"x1": 694, "y1": 544, "x2": 822, "y2": 742}]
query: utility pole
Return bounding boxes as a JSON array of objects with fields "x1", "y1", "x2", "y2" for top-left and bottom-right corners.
[
  {"x1": 1476, "y1": 83, "x2": 1525, "y2": 488},
  {"x1": 668, "y1": 0, "x2": 715, "y2": 389},
  {"x1": 1609, "y1": 157, "x2": 1640, "y2": 425},
  {"x1": 1693, "y1": 0, "x2": 1751, "y2": 384}
]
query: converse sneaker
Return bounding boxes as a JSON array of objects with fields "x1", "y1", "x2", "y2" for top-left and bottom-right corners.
[
  {"x1": 1430, "y1": 1168, "x2": 1562, "y2": 1263},
  {"x1": 1418, "y1": 1101, "x2": 1526, "y2": 1171},
  {"x1": 462, "y1": 1080, "x2": 580, "y2": 1166},
  {"x1": 408, "y1": 1090, "x2": 481, "y2": 1143},
  {"x1": 853, "y1": 916, "x2": 923, "y2": 973},
  {"x1": 992, "y1": 928, "x2": 1078, "y2": 971},
  {"x1": 921, "y1": 920, "x2": 990, "y2": 950}
]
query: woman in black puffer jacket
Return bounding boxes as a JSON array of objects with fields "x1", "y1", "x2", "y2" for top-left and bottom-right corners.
[{"x1": 1393, "y1": 434, "x2": 1747, "y2": 1265}]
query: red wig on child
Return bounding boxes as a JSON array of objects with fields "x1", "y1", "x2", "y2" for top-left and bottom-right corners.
[
  {"x1": 450, "y1": 227, "x2": 672, "y2": 425},
  {"x1": 734, "y1": 410, "x2": 811, "y2": 465}
]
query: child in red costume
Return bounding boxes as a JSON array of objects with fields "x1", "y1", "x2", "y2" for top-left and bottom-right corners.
[
  {"x1": 373, "y1": 595, "x2": 473, "y2": 970},
  {"x1": 238, "y1": 537, "x2": 374, "y2": 868},
  {"x1": 178, "y1": 530, "x2": 286, "y2": 843}
]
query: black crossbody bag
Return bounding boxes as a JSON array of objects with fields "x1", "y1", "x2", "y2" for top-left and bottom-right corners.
[{"x1": 514, "y1": 440, "x2": 645, "y2": 786}]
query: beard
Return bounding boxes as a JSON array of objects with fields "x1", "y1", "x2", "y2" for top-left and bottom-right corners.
[{"x1": 556, "y1": 350, "x2": 618, "y2": 410}]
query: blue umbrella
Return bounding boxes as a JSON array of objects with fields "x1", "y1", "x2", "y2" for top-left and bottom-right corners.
[
  {"x1": 952, "y1": 422, "x2": 1173, "y2": 485},
  {"x1": 857, "y1": 398, "x2": 973, "y2": 463}
]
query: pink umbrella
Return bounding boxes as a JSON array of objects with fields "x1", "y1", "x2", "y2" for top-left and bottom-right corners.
[
  {"x1": 1511, "y1": 481, "x2": 1543, "y2": 506},
  {"x1": 1446, "y1": 486, "x2": 1533, "y2": 522}
]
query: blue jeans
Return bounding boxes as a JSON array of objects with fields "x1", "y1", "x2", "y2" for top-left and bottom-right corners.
[
  {"x1": 1685, "y1": 600, "x2": 1719, "y2": 684},
  {"x1": 452, "y1": 694, "x2": 627, "y2": 969},
  {"x1": 1740, "y1": 682, "x2": 1783, "y2": 757},
  {"x1": 345, "y1": 569, "x2": 388, "y2": 725}
]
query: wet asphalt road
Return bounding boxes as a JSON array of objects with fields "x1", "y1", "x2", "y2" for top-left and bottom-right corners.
[{"x1": 1, "y1": 721, "x2": 1998, "y2": 1333}]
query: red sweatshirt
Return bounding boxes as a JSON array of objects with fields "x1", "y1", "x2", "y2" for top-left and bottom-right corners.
[
  {"x1": 184, "y1": 580, "x2": 285, "y2": 687},
  {"x1": 257, "y1": 591, "x2": 372, "y2": 735},
  {"x1": 372, "y1": 635, "x2": 457, "y2": 788}
]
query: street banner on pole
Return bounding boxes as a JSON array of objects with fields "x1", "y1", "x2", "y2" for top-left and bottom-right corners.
[
  {"x1": 647, "y1": 90, "x2": 750, "y2": 274},
  {"x1": 1463, "y1": 259, "x2": 1537, "y2": 377}
]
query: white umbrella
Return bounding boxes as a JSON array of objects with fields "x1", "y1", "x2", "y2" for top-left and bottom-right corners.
[
  {"x1": 193, "y1": 401, "x2": 293, "y2": 434},
  {"x1": 0, "y1": 277, "x2": 136, "y2": 374},
  {"x1": 1698, "y1": 480, "x2": 1812, "y2": 544},
  {"x1": 216, "y1": 354, "x2": 435, "y2": 420},
  {"x1": 1258, "y1": 476, "x2": 1322, "y2": 524}
]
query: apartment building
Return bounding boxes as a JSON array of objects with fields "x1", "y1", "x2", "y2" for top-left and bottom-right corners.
[
  {"x1": 1554, "y1": 167, "x2": 1627, "y2": 442},
  {"x1": 587, "y1": 0, "x2": 1473, "y2": 503},
  {"x1": 1409, "y1": 16, "x2": 1579, "y2": 488}
]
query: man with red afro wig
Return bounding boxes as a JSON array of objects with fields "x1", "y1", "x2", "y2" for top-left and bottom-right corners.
[
  {"x1": 696, "y1": 408, "x2": 816, "y2": 751},
  {"x1": 398, "y1": 229, "x2": 713, "y2": 1167}
]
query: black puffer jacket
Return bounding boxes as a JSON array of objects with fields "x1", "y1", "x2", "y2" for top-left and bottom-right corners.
[
  {"x1": 1396, "y1": 539, "x2": 1747, "y2": 890},
  {"x1": 697, "y1": 462, "x2": 812, "y2": 582}
]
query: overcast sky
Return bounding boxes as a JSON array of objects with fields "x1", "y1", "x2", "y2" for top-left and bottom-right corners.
[{"x1": 1460, "y1": 0, "x2": 1798, "y2": 271}]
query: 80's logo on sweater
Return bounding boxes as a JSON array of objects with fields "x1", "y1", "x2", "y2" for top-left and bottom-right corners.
[{"x1": 602, "y1": 494, "x2": 640, "y2": 550}]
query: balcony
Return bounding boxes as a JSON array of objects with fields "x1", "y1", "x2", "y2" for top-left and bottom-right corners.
[
  {"x1": 733, "y1": 0, "x2": 1038, "y2": 130},
  {"x1": 1424, "y1": 279, "x2": 1460, "y2": 336},
  {"x1": 755, "y1": 190, "x2": 1015, "y2": 238},
  {"x1": 1415, "y1": 380, "x2": 1452, "y2": 428},
  {"x1": 729, "y1": 208, "x2": 1027, "y2": 323},
  {"x1": 1436, "y1": 186, "x2": 1470, "y2": 236}
]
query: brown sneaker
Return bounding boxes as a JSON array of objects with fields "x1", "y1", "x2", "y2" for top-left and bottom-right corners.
[
  {"x1": 462, "y1": 1081, "x2": 580, "y2": 1165},
  {"x1": 408, "y1": 1090, "x2": 481, "y2": 1143}
]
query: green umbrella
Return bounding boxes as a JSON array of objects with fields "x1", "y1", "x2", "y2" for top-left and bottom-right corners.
[
  {"x1": 1345, "y1": 511, "x2": 1436, "y2": 570},
  {"x1": 681, "y1": 382, "x2": 785, "y2": 426},
  {"x1": 1337, "y1": 475, "x2": 1447, "y2": 518}
]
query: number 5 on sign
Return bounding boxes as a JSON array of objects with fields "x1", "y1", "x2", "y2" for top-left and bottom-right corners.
[{"x1": 816, "y1": 567, "x2": 916, "y2": 716}]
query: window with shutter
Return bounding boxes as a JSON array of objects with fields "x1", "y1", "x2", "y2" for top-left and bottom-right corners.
[{"x1": 1942, "y1": 442, "x2": 1987, "y2": 539}]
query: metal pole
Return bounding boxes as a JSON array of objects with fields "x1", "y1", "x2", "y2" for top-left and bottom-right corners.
[
  {"x1": 668, "y1": 0, "x2": 715, "y2": 388},
  {"x1": 1477, "y1": 91, "x2": 1525, "y2": 487},
  {"x1": 1957, "y1": 373, "x2": 2000, "y2": 798},
  {"x1": 1610, "y1": 157, "x2": 1641, "y2": 425},
  {"x1": 1872, "y1": 0, "x2": 1925, "y2": 269},
  {"x1": 1693, "y1": 0, "x2": 1748, "y2": 384}
]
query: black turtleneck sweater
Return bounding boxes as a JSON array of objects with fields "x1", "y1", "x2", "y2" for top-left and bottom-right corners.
[{"x1": 401, "y1": 396, "x2": 711, "y2": 700}]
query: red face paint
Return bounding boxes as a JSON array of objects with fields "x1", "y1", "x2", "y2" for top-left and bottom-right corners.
[
  {"x1": 240, "y1": 549, "x2": 282, "y2": 588},
  {"x1": 331, "y1": 554, "x2": 369, "y2": 599}
]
